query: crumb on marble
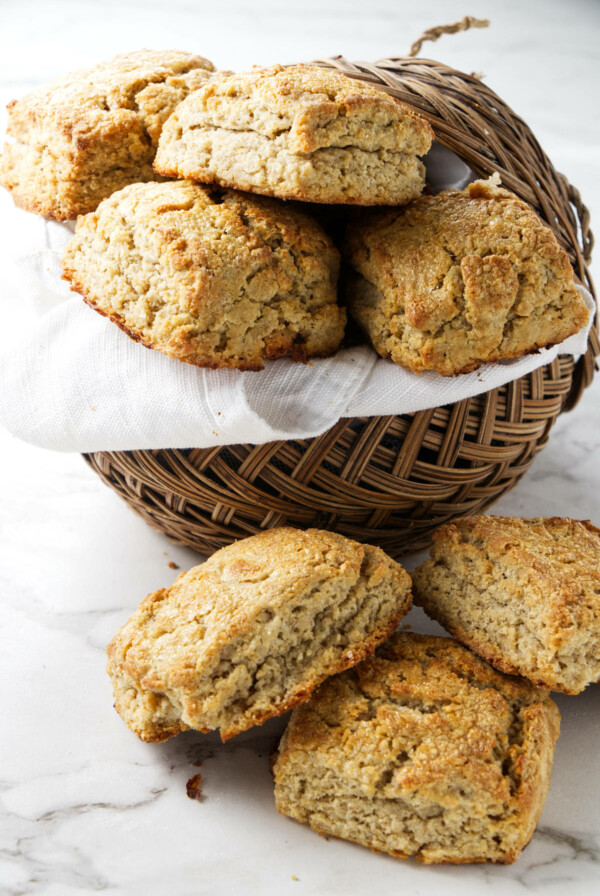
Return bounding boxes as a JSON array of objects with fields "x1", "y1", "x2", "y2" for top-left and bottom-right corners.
[{"x1": 186, "y1": 772, "x2": 204, "y2": 801}]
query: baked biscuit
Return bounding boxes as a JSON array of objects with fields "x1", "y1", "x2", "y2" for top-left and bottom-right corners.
[
  {"x1": 0, "y1": 50, "x2": 215, "y2": 220},
  {"x1": 345, "y1": 179, "x2": 589, "y2": 375},
  {"x1": 154, "y1": 64, "x2": 433, "y2": 205},
  {"x1": 106, "y1": 527, "x2": 412, "y2": 742},
  {"x1": 412, "y1": 516, "x2": 600, "y2": 694},
  {"x1": 61, "y1": 180, "x2": 345, "y2": 370},
  {"x1": 273, "y1": 632, "x2": 560, "y2": 864}
]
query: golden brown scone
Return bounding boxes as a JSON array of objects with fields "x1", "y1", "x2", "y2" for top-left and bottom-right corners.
[
  {"x1": 0, "y1": 50, "x2": 215, "y2": 220},
  {"x1": 154, "y1": 64, "x2": 433, "y2": 205},
  {"x1": 273, "y1": 632, "x2": 560, "y2": 864},
  {"x1": 106, "y1": 528, "x2": 412, "y2": 742},
  {"x1": 61, "y1": 180, "x2": 345, "y2": 370},
  {"x1": 412, "y1": 516, "x2": 600, "y2": 694},
  {"x1": 344, "y1": 178, "x2": 589, "y2": 375}
]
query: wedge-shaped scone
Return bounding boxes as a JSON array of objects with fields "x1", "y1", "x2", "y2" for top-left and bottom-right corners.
[
  {"x1": 412, "y1": 516, "x2": 600, "y2": 694},
  {"x1": 345, "y1": 179, "x2": 589, "y2": 375},
  {"x1": 106, "y1": 528, "x2": 412, "y2": 742},
  {"x1": 61, "y1": 179, "x2": 345, "y2": 370},
  {"x1": 273, "y1": 632, "x2": 560, "y2": 864},
  {"x1": 154, "y1": 64, "x2": 433, "y2": 205},
  {"x1": 0, "y1": 50, "x2": 215, "y2": 220}
]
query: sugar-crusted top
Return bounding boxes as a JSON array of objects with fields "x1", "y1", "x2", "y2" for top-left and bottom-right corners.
[
  {"x1": 427, "y1": 516, "x2": 600, "y2": 640},
  {"x1": 347, "y1": 179, "x2": 586, "y2": 335},
  {"x1": 277, "y1": 632, "x2": 560, "y2": 806},
  {"x1": 7, "y1": 49, "x2": 215, "y2": 144},
  {"x1": 107, "y1": 527, "x2": 411, "y2": 694},
  {"x1": 160, "y1": 64, "x2": 433, "y2": 155},
  {"x1": 61, "y1": 179, "x2": 345, "y2": 370},
  {"x1": 62, "y1": 177, "x2": 340, "y2": 319}
]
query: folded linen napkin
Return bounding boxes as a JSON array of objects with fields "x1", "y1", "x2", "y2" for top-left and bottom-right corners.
[{"x1": 0, "y1": 146, "x2": 594, "y2": 453}]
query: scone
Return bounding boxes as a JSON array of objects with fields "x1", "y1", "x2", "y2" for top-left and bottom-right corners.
[
  {"x1": 412, "y1": 516, "x2": 600, "y2": 694},
  {"x1": 273, "y1": 632, "x2": 560, "y2": 865},
  {"x1": 106, "y1": 527, "x2": 413, "y2": 742},
  {"x1": 0, "y1": 50, "x2": 215, "y2": 220},
  {"x1": 344, "y1": 178, "x2": 589, "y2": 375},
  {"x1": 154, "y1": 64, "x2": 433, "y2": 205},
  {"x1": 61, "y1": 179, "x2": 345, "y2": 370}
]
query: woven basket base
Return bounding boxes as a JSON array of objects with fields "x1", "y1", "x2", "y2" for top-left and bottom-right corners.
[{"x1": 84, "y1": 354, "x2": 577, "y2": 559}]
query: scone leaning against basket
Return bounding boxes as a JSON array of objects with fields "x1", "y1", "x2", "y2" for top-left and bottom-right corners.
[{"x1": 412, "y1": 515, "x2": 600, "y2": 693}]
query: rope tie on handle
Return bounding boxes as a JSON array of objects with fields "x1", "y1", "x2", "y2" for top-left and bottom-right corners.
[{"x1": 408, "y1": 16, "x2": 490, "y2": 57}]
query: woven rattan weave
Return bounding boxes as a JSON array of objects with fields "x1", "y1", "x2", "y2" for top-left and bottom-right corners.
[{"x1": 84, "y1": 53, "x2": 598, "y2": 559}]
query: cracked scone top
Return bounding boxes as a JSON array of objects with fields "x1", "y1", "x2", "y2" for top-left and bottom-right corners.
[
  {"x1": 273, "y1": 632, "x2": 560, "y2": 865},
  {"x1": 153, "y1": 64, "x2": 433, "y2": 205},
  {"x1": 344, "y1": 179, "x2": 589, "y2": 375},
  {"x1": 106, "y1": 527, "x2": 413, "y2": 742},
  {"x1": 61, "y1": 179, "x2": 345, "y2": 370},
  {"x1": 0, "y1": 50, "x2": 215, "y2": 220},
  {"x1": 412, "y1": 516, "x2": 600, "y2": 694}
]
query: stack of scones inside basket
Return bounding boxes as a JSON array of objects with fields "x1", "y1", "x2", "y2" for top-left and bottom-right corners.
[{"x1": 1, "y1": 50, "x2": 598, "y2": 866}]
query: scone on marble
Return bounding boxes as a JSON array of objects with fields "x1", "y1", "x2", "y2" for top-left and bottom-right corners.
[
  {"x1": 0, "y1": 50, "x2": 215, "y2": 220},
  {"x1": 273, "y1": 632, "x2": 560, "y2": 865},
  {"x1": 153, "y1": 64, "x2": 433, "y2": 205},
  {"x1": 344, "y1": 178, "x2": 589, "y2": 375},
  {"x1": 61, "y1": 179, "x2": 345, "y2": 370},
  {"x1": 412, "y1": 516, "x2": 600, "y2": 694},
  {"x1": 106, "y1": 527, "x2": 413, "y2": 742}
]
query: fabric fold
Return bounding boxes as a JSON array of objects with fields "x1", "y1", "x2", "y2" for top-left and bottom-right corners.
[{"x1": 0, "y1": 145, "x2": 594, "y2": 454}]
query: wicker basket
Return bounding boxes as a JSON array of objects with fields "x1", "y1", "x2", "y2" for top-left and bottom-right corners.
[{"x1": 83, "y1": 54, "x2": 598, "y2": 559}]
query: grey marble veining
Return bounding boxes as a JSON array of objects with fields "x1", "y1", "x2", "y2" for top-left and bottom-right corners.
[{"x1": 1, "y1": 0, "x2": 599, "y2": 893}]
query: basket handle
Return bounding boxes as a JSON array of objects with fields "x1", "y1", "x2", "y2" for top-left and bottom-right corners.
[{"x1": 408, "y1": 16, "x2": 490, "y2": 57}]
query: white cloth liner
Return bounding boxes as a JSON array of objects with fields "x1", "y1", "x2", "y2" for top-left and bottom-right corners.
[{"x1": 0, "y1": 144, "x2": 594, "y2": 452}]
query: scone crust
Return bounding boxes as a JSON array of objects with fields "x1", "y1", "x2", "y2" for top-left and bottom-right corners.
[
  {"x1": 273, "y1": 632, "x2": 560, "y2": 864},
  {"x1": 0, "y1": 50, "x2": 215, "y2": 220},
  {"x1": 106, "y1": 527, "x2": 412, "y2": 742},
  {"x1": 61, "y1": 179, "x2": 345, "y2": 370},
  {"x1": 345, "y1": 179, "x2": 589, "y2": 374},
  {"x1": 412, "y1": 516, "x2": 600, "y2": 693},
  {"x1": 154, "y1": 64, "x2": 433, "y2": 205}
]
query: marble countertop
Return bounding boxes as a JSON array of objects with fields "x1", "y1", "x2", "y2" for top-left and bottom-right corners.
[{"x1": 1, "y1": 1, "x2": 599, "y2": 893}]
